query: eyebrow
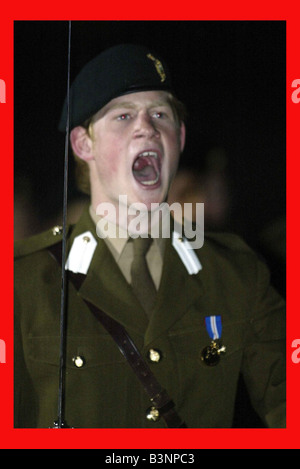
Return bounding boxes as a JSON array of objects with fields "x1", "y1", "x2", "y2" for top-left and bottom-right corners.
[
  {"x1": 108, "y1": 102, "x2": 136, "y2": 110},
  {"x1": 105, "y1": 99, "x2": 171, "y2": 112}
]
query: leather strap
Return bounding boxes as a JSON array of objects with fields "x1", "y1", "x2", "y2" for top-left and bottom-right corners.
[{"x1": 48, "y1": 242, "x2": 187, "y2": 428}]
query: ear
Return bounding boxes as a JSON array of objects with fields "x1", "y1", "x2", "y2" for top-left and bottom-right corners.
[
  {"x1": 70, "y1": 126, "x2": 94, "y2": 161},
  {"x1": 179, "y1": 122, "x2": 186, "y2": 153}
]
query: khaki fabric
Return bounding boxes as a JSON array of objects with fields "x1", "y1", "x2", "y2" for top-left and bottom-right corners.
[{"x1": 14, "y1": 206, "x2": 286, "y2": 428}]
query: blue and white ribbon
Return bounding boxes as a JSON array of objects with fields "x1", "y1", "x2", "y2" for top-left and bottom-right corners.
[{"x1": 205, "y1": 315, "x2": 222, "y2": 341}]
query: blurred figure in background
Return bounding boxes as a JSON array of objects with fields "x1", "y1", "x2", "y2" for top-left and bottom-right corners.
[{"x1": 168, "y1": 147, "x2": 230, "y2": 229}]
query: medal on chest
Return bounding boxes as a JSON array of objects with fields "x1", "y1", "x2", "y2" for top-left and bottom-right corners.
[{"x1": 201, "y1": 315, "x2": 226, "y2": 366}]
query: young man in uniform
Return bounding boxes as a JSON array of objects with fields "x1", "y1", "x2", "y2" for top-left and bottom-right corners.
[{"x1": 14, "y1": 44, "x2": 286, "y2": 428}]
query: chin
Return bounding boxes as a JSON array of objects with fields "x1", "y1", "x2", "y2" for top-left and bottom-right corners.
[{"x1": 137, "y1": 188, "x2": 168, "y2": 209}]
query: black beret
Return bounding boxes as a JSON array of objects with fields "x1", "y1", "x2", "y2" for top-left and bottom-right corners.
[{"x1": 58, "y1": 43, "x2": 174, "y2": 131}]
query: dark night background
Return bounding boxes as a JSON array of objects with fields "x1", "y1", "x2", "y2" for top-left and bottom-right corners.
[{"x1": 14, "y1": 21, "x2": 286, "y2": 427}]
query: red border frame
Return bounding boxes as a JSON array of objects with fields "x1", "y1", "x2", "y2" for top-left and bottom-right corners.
[{"x1": 2, "y1": 1, "x2": 299, "y2": 449}]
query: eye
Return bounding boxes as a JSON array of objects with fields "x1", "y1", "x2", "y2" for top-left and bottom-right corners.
[
  {"x1": 153, "y1": 111, "x2": 164, "y2": 119},
  {"x1": 117, "y1": 113, "x2": 131, "y2": 121}
]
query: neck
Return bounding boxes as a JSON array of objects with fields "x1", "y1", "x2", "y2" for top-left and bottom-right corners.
[{"x1": 91, "y1": 195, "x2": 172, "y2": 239}]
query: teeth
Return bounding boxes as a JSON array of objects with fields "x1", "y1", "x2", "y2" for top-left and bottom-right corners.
[
  {"x1": 138, "y1": 151, "x2": 158, "y2": 159},
  {"x1": 141, "y1": 174, "x2": 160, "y2": 185}
]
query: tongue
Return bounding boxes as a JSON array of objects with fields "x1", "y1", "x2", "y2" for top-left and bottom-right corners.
[{"x1": 132, "y1": 156, "x2": 158, "y2": 184}]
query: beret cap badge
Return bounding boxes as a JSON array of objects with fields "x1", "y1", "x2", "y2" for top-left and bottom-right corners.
[{"x1": 147, "y1": 53, "x2": 166, "y2": 83}]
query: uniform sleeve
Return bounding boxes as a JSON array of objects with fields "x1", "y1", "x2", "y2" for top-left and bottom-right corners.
[{"x1": 242, "y1": 256, "x2": 286, "y2": 428}]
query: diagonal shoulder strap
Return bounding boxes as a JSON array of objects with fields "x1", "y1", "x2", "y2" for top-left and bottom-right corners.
[{"x1": 48, "y1": 242, "x2": 187, "y2": 428}]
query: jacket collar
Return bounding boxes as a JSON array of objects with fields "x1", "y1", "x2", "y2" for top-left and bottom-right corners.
[{"x1": 67, "y1": 206, "x2": 205, "y2": 341}]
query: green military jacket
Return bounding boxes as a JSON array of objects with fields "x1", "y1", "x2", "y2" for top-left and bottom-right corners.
[{"x1": 14, "y1": 207, "x2": 286, "y2": 428}]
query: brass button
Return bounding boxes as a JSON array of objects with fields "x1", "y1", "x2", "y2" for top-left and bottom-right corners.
[
  {"x1": 147, "y1": 348, "x2": 162, "y2": 363},
  {"x1": 52, "y1": 225, "x2": 63, "y2": 236},
  {"x1": 83, "y1": 235, "x2": 90, "y2": 243},
  {"x1": 72, "y1": 356, "x2": 85, "y2": 368},
  {"x1": 146, "y1": 406, "x2": 160, "y2": 422}
]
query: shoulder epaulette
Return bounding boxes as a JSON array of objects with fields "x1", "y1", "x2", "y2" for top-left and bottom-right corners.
[{"x1": 14, "y1": 225, "x2": 70, "y2": 259}]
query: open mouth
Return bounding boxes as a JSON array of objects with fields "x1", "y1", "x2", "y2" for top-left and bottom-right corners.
[{"x1": 132, "y1": 151, "x2": 161, "y2": 187}]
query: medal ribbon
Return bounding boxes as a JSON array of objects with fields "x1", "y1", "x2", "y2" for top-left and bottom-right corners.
[{"x1": 205, "y1": 315, "x2": 222, "y2": 340}]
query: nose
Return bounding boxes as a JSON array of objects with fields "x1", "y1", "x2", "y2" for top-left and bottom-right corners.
[{"x1": 133, "y1": 111, "x2": 160, "y2": 139}]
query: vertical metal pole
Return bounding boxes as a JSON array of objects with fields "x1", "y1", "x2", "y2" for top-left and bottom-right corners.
[{"x1": 53, "y1": 20, "x2": 72, "y2": 429}]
